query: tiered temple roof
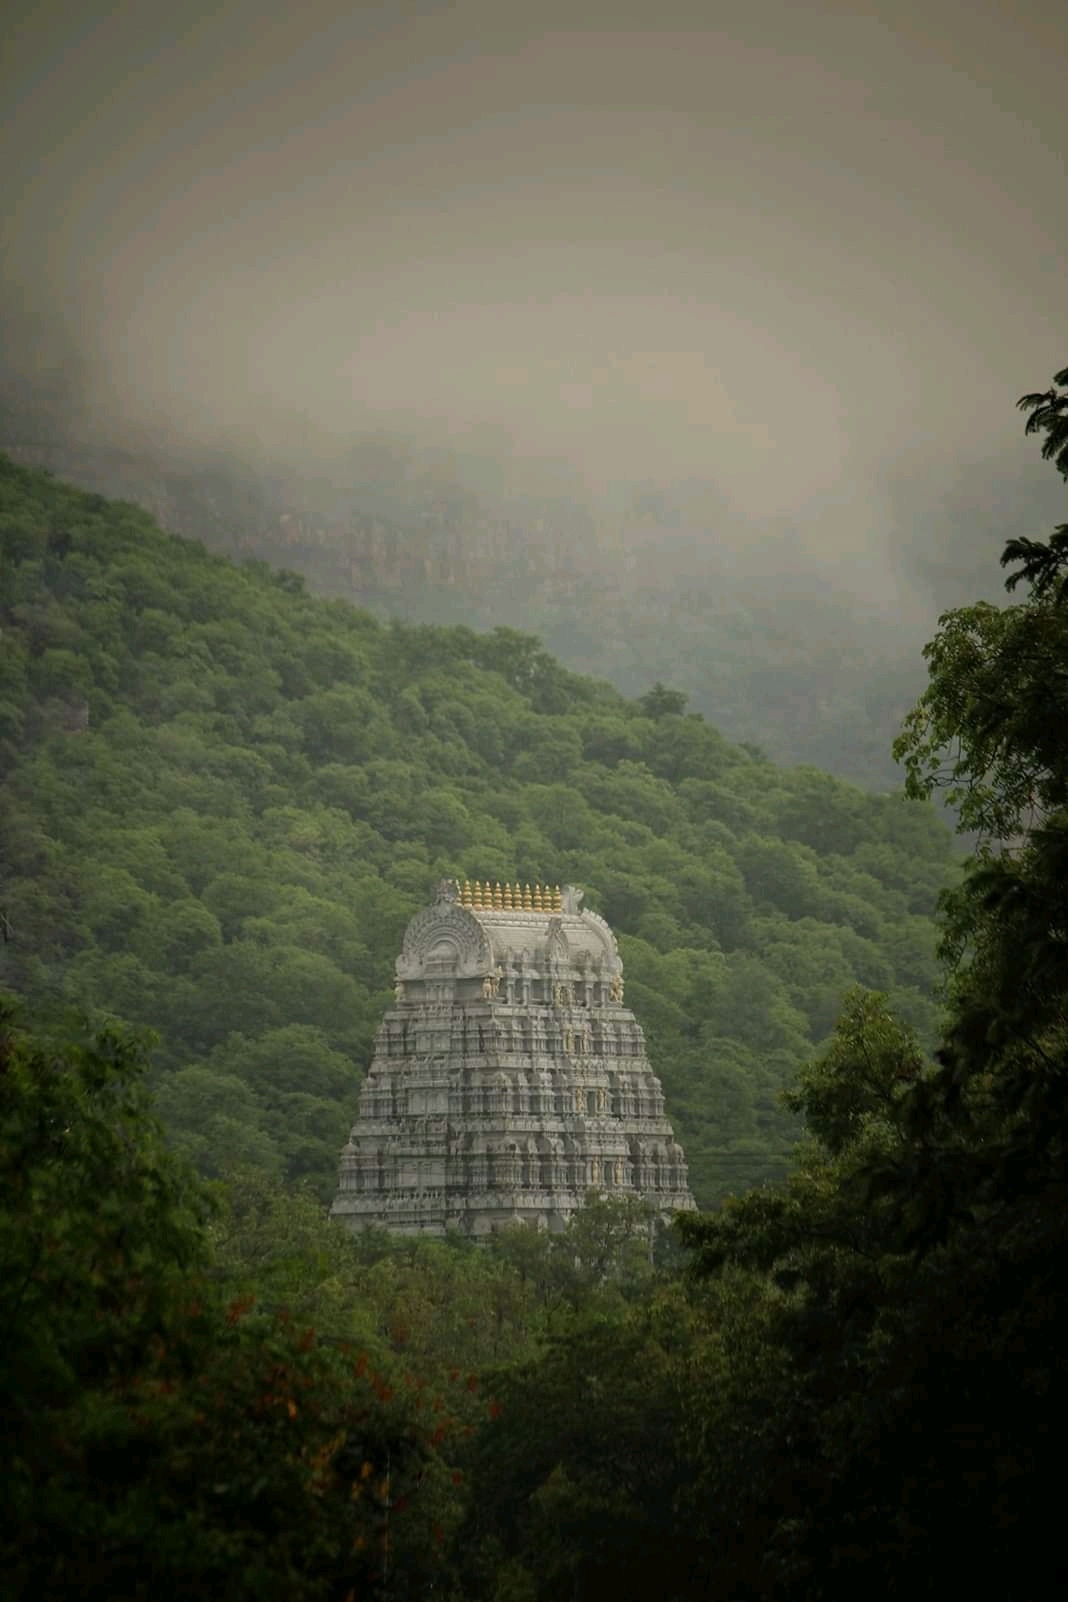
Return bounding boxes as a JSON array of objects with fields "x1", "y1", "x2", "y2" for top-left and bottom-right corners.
[{"x1": 331, "y1": 878, "x2": 695, "y2": 1237}]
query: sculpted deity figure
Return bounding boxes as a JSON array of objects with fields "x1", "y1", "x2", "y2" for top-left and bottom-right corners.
[
  {"x1": 481, "y1": 973, "x2": 500, "y2": 999},
  {"x1": 394, "y1": 980, "x2": 405, "y2": 1002},
  {"x1": 609, "y1": 975, "x2": 624, "y2": 1003}
]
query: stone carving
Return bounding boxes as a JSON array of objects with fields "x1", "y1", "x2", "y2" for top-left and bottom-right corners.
[
  {"x1": 400, "y1": 901, "x2": 491, "y2": 978},
  {"x1": 332, "y1": 881, "x2": 695, "y2": 1238}
]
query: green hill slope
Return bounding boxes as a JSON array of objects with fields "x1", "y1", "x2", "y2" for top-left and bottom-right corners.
[
  {"x1": 0, "y1": 390, "x2": 926, "y2": 790},
  {"x1": 0, "y1": 454, "x2": 957, "y2": 1204}
]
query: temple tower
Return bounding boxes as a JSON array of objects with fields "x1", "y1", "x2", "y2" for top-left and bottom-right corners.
[{"x1": 331, "y1": 878, "x2": 695, "y2": 1236}]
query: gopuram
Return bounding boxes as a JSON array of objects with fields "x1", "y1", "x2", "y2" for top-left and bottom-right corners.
[{"x1": 331, "y1": 877, "x2": 695, "y2": 1237}]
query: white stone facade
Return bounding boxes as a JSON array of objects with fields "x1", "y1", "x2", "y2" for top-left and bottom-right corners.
[{"x1": 331, "y1": 879, "x2": 696, "y2": 1237}]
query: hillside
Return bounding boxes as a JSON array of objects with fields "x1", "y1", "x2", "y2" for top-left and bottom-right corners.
[
  {"x1": 0, "y1": 384, "x2": 932, "y2": 789},
  {"x1": 0, "y1": 453, "x2": 958, "y2": 1204}
]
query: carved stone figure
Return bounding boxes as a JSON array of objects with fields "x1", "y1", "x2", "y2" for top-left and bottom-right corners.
[{"x1": 332, "y1": 881, "x2": 695, "y2": 1237}]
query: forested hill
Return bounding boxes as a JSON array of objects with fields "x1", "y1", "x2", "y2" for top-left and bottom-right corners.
[
  {"x1": 0, "y1": 394, "x2": 926, "y2": 789},
  {"x1": 0, "y1": 452, "x2": 957, "y2": 1204}
]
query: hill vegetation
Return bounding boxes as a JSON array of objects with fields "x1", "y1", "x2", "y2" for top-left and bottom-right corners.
[
  {"x1": 2, "y1": 363, "x2": 1066, "y2": 1599},
  {"x1": 0, "y1": 451, "x2": 955, "y2": 1204},
  {"x1": 0, "y1": 373, "x2": 971, "y2": 789}
]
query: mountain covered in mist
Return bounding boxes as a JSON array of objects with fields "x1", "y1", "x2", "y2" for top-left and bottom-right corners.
[
  {"x1": 0, "y1": 368, "x2": 946, "y2": 790},
  {"x1": 0, "y1": 452, "x2": 958, "y2": 1205}
]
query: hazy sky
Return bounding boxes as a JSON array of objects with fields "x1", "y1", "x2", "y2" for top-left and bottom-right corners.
[{"x1": 3, "y1": 0, "x2": 1065, "y2": 559}]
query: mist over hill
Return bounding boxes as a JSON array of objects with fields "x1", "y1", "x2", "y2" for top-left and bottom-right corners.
[
  {"x1": 8, "y1": 354, "x2": 1055, "y2": 793},
  {"x1": 3, "y1": 1, "x2": 1064, "y2": 803}
]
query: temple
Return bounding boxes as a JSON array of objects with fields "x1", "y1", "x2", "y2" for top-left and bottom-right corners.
[{"x1": 331, "y1": 877, "x2": 695, "y2": 1236}]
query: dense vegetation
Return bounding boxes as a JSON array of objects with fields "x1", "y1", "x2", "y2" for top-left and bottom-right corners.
[
  {"x1": 8, "y1": 361, "x2": 1034, "y2": 790},
  {"x1": 0, "y1": 450, "x2": 955, "y2": 1203},
  {"x1": 0, "y1": 994, "x2": 705, "y2": 1599},
  {"x1": 2, "y1": 365, "x2": 1066, "y2": 1599}
]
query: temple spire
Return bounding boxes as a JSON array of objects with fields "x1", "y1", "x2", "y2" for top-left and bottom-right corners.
[{"x1": 331, "y1": 878, "x2": 696, "y2": 1237}]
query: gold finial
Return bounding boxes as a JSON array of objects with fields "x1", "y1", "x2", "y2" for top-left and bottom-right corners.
[
  {"x1": 554, "y1": 884, "x2": 563, "y2": 911},
  {"x1": 472, "y1": 880, "x2": 482, "y2": 908},
  {"x1": 503, "y1": 882, "x2": 513, "y2": 909},
  {"x1": 533, "y1": 883, "x2": 544, "y2": 911},
  {"x1": 523, "y1": 883, "x2": 533, "y2": 910},
  {"x1": 462, "y1": 879, "x2": 472, "y2": 906},
  {"x1": 493, "y1": 881, "x2": 503, "y2": 909}
]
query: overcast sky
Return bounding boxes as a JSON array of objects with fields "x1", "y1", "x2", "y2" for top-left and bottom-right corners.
[{"x1": 2, "y1": 0, "x2": 1065, "y2": 577}]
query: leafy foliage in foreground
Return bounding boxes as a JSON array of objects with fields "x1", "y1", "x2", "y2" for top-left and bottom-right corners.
[
  {"x1": 721, "y1": 366, "x2": 1068, "y2": 1592},
  {"x1": 0, "y1": 1001, "x2": 462, "y2": 1600},
  {"x1": 0, "y1": 995, "x2": 683, "y2": 1600},
  {"x1": 0, "y1": 451, "x2": 954, "y2": 1202}
]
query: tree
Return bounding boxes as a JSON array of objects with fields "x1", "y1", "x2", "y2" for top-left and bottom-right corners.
[
  {"x1": 673, "y1": 366, "x2": 1068, "y2": 1598},
  {"x1": 638, "y1": 682, "x2": 689, "y2": 720},
  {"x1": 1017, "y1": 363, "x2": 1068, "y2": 481},
  {"x1": 458, "y1": 1285, "x2": 714, "y2": 1602},
  {"x1": 0, "y1": 997, "x2": 207, "y2": 1585},
  {"x1": 0, "y1": 1003, "x2": 459, "y2": 1600},
  {"x1": 892, "y1": 364, "x2": 1068, "y2": 1227}
]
